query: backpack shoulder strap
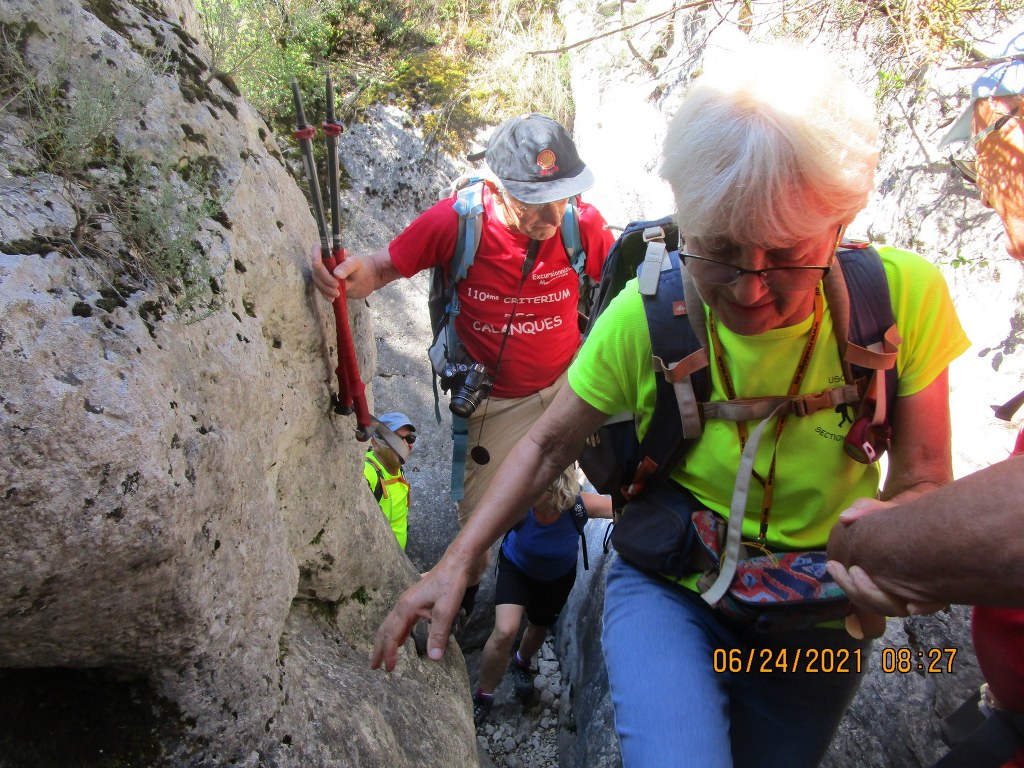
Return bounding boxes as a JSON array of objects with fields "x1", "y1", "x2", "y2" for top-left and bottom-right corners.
[
  {"x1": 561, "y1": 197, "x2": 586, "y2": 276},
  {"x1": 562, "y1": 196, "x2": 602, "y2": 321},
  {"x1": 569, "y1": 494, "x2": 590, "y2": 570},
  {"x1": 452, "y1": 180, "x2": 486, "y2": 283},
  {"x1": 624, "y1": 247, "x2": 711, "y2": 499},
  {"x1": 364, "y1": 454, "x2": 386, "y2": 502},
  {"x1": 827, "y1": 245, "x2": 901, "y2": 427},
  {"x1": 837, "y1": 246, "x2": 899, "y2": 379}
]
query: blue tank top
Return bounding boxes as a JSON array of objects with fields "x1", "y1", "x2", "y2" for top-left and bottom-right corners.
[{"x1": 501, "y1": 497, "x2": 588, "y2": 581}]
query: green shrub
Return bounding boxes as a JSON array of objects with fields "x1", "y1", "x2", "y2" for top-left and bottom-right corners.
[{"x1": 0, "y1": 26, "x2": 225, "y2": 316}]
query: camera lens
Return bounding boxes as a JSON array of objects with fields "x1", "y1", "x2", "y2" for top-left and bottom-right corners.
[
  {"x1": 448, "y1": 363, "x2": 492, "y2": 418},
  {"x1": 449, "y1": 394, "x2": 478, "y2": 419}
]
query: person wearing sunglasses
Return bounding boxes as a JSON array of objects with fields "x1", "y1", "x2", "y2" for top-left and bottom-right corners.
[
  {"x1": 827, "y1": 27, "x2": 1024, "y2": 768},
  {"x1": 364, "y1": 412, "x2": 417, "y2": 550},
  {"x1": 370, "y1": 44, "x2": 968, "y2": 767}
]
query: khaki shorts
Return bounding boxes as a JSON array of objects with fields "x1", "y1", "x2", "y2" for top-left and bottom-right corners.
[{"x1": 456, "y1": 371, "x2": 568, "y2": 527}]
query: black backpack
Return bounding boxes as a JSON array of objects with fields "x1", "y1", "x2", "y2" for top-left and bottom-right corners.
[{"x1": 577, "y1": 217, "x2": 900, "y2": 512}]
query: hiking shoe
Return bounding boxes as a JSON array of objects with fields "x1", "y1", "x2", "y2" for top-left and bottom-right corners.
[
  {"x1": 472, "y1": 693, "x2": 493, "y2": 727},
  {"x1": 510, "y1": 656, "x2": 536, "y2": 703}
]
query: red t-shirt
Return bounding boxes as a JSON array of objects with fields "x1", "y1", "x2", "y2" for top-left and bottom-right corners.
[
  {"x1": 389, "y1": 184, "x2": 614, "y2": 398},
  {"x1": 973, "y1": 606, "x2": 1024, "y2": 713},
  {"x1": 970, "y1": 427, "x2": 1024, "y2": 728}
]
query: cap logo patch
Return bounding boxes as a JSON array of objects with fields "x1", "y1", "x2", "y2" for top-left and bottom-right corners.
[{"x1": 536, "y1": 149, "x2": 559, "y2": 176}]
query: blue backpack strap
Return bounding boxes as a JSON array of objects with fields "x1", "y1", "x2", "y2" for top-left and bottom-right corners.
[
  {"x1": 826, "y1": 244, "x2": 900, "y2": 464},
  {"x1": 450, "y1": 414, "x2": 469, "y2": 501},
  {"x1": 452, "y1": 180, "x2": 485, "y2": 282},
  {"x1": 626, "y1": 250, "x2": 710, "y2": 497},
  {"x1": 561, "y1": 197, "x2": 586, "y2": 276},
  {"x1": 561, "y1": 196, "x2": 597, "y2": 320},
  {"x1": 446, "y1": 180, "x2": 485, "y2": 350},
  {"x1": 442, "y1": 181, "x2": 485, "y2": 501},
  {"x1": 839, "y1": 245, "x2": 898, "y2": 417}
]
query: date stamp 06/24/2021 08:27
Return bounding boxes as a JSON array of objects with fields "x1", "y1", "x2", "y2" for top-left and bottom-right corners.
[{"x1": 711, "y1": 646, "x2": 959, "y2": 675}]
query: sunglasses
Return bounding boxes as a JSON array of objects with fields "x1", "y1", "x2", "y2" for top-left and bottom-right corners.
[
  {"x1": 949, "y1": 106, "x2": 1021, "y2": 185},
  {"x1": 401, "y1": 433, "x2": 416, "y2": 445}
]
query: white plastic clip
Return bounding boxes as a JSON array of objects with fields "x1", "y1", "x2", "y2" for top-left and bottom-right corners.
[{"x1": 637, "y1": 227, "x2": 668, "y2": 296}]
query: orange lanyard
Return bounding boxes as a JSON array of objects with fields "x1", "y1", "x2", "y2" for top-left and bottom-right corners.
[{"x1": 707, "y1": 288, "x2": 823, "y2": 542}]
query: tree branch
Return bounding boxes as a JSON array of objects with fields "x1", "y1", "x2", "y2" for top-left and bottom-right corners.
[{"x1": 527, "y1": 0, "x2": 713, "y2": 56}]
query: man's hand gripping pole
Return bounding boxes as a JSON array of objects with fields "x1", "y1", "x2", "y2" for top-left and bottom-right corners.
[{"x1": 291, "y1": 76, "x2": 370, "y2": 440}]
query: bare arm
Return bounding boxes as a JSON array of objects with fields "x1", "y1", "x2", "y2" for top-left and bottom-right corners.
[
  {"x1": 581, "y1": 491, "x2": 614, "y2": 520},
  {"x1": 880, "y1": 369, "x2": 954, "y2": 501},
  {"x1": 828, "y1": 371, "x2": 955, "y2": 636},
  {"x1": 828, "y1": 453, "x2": 1024, "y2": 608},
  {"x1": 370, "y1": 386, "x2": 608, "y2": 671},
  {"x1": 310, "y1": 244, "x2": 403, "y2": 300}
]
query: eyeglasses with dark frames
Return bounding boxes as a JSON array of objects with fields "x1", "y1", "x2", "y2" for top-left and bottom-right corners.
[
  {"x1": 679, "y1": 252, "x2": 831, "y2": 292},
  {"x1": 949, "y1": 105, "x2": 1021, "y2": 185}
]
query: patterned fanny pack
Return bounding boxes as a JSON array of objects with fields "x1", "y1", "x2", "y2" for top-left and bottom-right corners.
[{"x1": 691, "y1": 509, "x2": 854, "y2": 633}]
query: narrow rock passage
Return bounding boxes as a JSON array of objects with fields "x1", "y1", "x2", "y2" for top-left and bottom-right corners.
[{"x1": 466, "y1": 638, "x2": 568, "y2": 768}]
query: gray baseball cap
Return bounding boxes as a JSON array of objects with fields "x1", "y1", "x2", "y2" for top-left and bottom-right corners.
[
  {"x1": 484, "y1": 114, "x2": 595, "y2": 204},
  {"x1": 940, "y1": 27, "x2": 1024, "y2": 148}
]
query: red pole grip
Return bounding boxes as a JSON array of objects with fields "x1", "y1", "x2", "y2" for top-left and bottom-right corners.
[{"x1": 321, "y1": 247, "x2": 371, "y2": 440}]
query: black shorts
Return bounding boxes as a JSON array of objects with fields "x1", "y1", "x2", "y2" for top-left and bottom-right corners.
[{"x1": 494, "y1": 549, "x2": 577, "y2": 628}]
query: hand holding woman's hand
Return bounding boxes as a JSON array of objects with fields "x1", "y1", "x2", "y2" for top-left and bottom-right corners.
[{"x1": 827, "y1": 497, "x2": 946, "y2": 634}]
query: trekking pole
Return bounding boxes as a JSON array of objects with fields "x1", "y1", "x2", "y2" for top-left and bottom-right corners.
[
  {"x1": 291, "y1": 77, "x2": 370, "y2": 441},
  {"x1": 322, "y1": 73, "x2": 371, "y2": 439}
]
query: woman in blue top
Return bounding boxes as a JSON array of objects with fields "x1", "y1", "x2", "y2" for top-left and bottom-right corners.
[{"x1": 472, "y1": 465, "x2": 612, "y2": 725}]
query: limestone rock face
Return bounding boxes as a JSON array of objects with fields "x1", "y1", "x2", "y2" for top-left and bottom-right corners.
[{"x1": 0, "y1": 0, "x2": 474, "y2": 764}]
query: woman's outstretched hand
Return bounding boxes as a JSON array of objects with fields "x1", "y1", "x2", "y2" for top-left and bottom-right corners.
[{"x1": 371, "y1": 555, "x2": 470, "y2": 671}]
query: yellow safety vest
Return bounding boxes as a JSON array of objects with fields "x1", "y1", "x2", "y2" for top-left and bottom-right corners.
[{"x1": 363, "y1": 451, "x2": 410, "y2": 550}]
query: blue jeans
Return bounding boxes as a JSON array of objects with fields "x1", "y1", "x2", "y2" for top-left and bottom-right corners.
[{"x1": 602, "y1": 557, "x2": 870, "y2": 768}]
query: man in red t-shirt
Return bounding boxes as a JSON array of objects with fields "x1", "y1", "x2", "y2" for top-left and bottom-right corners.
[
  {"x1": 312, "y1": 114, "x2": 614, "y2": 621},
  {"x1": 826, "y1": 29, "x2": 1024, "y2": 768}
]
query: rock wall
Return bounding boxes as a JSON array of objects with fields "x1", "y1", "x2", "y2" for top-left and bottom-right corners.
[
  {"x1": 2, "y1": 0, "x2": 1022, "y2": 765},
  {"x1": 0, "y1": 0, "x2": 474, "y2": 764}
]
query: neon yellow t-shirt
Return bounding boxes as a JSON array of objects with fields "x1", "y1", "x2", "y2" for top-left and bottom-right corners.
[{"x1": 569, "y1": 246, "x2": 969, "y2": 554}]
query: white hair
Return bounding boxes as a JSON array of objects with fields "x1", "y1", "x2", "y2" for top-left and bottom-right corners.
[{"x1": 660, "y1": 44, "x2": 879, "y2": 247}]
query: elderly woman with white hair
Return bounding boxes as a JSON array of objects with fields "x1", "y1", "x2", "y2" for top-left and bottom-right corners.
[{"x1": 371, "y1": 44, "x2": 969, "y2": 766}]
